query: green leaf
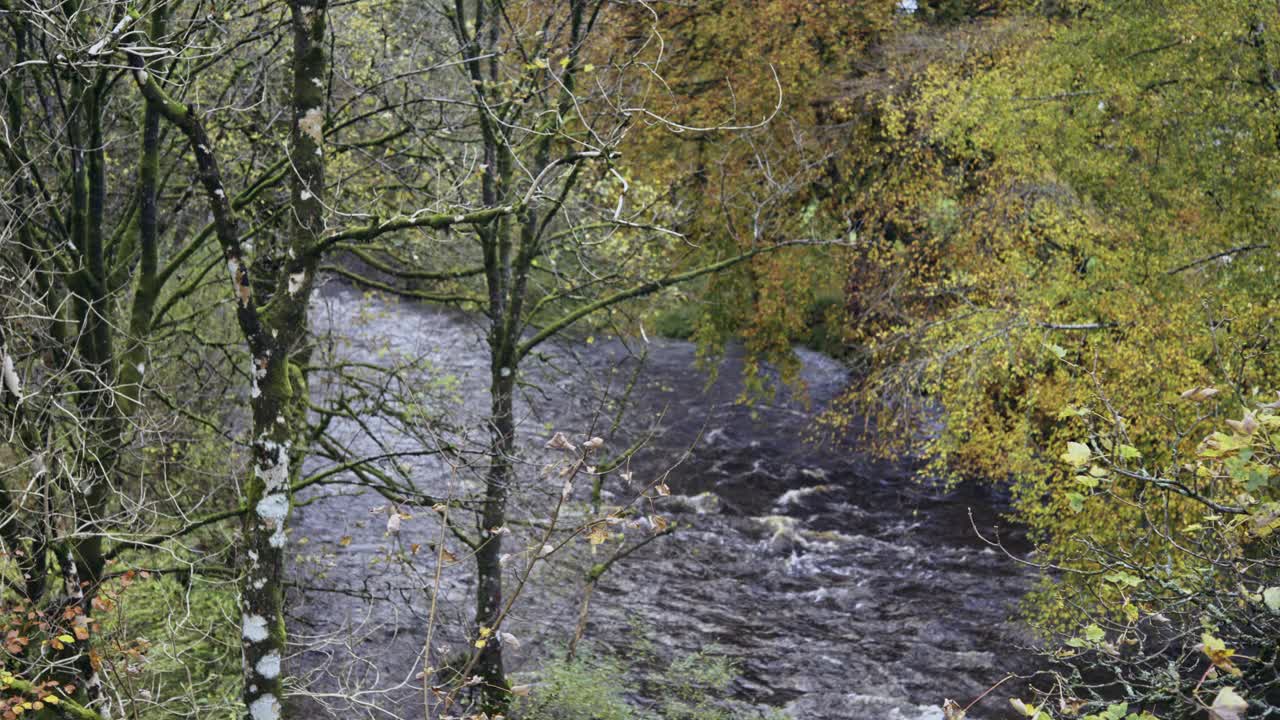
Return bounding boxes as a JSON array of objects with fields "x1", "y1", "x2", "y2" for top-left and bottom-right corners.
[
  {"x1": 1117, "y1": 444, "x2": 1141, "y2": 460},
  {"x1": 1122, "y1": 602, "x2": 1140, "y2": 622},
  {"x1": 1083, "y1": 624, "x2": 1105, "y2": 643},
  {"x1": 1062, "y1": 441, "x2": 1091, "y2": 467},
  {"x1": 1066, "y1": 492, "x2": 1086, "y2": 513},
  {"x1": 1075, "y1": 475, "x2": 1100, "y2": 489},
  {"x1": 1246, "y1": 469, "x2": 1272, "y2": 492},
  {"x1": 1103, "y1": 703, "x2": 1128, "y2": 720},
  {"x1": 1103, "y1": 571, "x2": 1143, "y2": 588},
  {"x1": 1200, "y1": 432, "x2": 1251, "y2": 458}
]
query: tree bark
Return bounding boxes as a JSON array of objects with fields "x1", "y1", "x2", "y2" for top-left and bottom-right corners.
[
  {"x1": 475, "y1": 364, "x2": 514, "y2": 713},
  {"x1": 240, "y1": 3, "x2": 327, "y2": 720}
]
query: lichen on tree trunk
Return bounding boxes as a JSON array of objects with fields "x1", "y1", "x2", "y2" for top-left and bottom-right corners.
[{"x1": 239, "y1": 2, "x2": 327, "y2": 719}]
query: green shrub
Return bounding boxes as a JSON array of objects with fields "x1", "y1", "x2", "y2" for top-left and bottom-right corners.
[
  {"x1": 1017, "y1": 391, "x2": 1280, "y2": 718},
  {"x1": 516, "y1": 648, "x2": 790, "y2": 720},
  {"x1": 97, "y1": 573, "x2": 241, "y2": 718},
  {"x1": 652, "y1": 303, "x2": 701, "y2": 340},
  {"x1": 659, "y1": 651, "x2": 737, "y2": 720},
  {"x1": 515, "y1": 655, "x2": 635, "y2": 720}
]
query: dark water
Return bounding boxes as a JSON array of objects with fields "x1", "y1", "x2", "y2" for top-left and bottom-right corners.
[{"x1": 287, "y1": 282, "x2": 1033, "y2": 719}]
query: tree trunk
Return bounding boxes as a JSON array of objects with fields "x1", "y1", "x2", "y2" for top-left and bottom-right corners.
[
  {"x1": 239, "y1": 3, "x2": 326, "y2": 719},
  {"x1": 475, "y1": 363, "x2": 514, "y2": 713}
]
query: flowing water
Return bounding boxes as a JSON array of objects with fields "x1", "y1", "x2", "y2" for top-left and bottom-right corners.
[{"x1": 287, "y1": 282, "x2": 1034, "y2": 720}]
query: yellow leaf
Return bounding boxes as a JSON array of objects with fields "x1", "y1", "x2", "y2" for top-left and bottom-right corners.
[
  {"x1": 1201, "y1": 632, "x2": 1242, "y2": 676},
  {"x1": 586, "y1": 525, "x2": 610, "y2": 545}
]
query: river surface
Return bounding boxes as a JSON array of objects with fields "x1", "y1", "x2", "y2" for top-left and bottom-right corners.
[{"x1": 286, "y1": 282, "x2": 1034, "y2": 720}]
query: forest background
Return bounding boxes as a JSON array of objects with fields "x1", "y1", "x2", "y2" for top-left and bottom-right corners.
[{"x1": 1, "y1": 0, "x2": 1277, "y2": 719}]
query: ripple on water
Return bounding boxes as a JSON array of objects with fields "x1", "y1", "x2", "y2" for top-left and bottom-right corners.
[{"x1": 291, "y1": 282, "x2": 1034, "y2": 720}]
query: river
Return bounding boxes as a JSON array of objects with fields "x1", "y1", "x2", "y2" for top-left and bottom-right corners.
[{"x1": 286, "y1": 281, "x2": 1034, "y2": 719}]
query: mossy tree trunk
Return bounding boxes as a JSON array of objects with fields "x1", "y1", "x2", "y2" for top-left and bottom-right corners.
[
  {"x1": 238, "y1": 3, "x2": 327, "y2": 719},
  {"x1": 60, "y1": 23, "x2": 125, "y2": 712},
  {"x1": 130, "y1": 1, "x2": 328, "y2": 717}
]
